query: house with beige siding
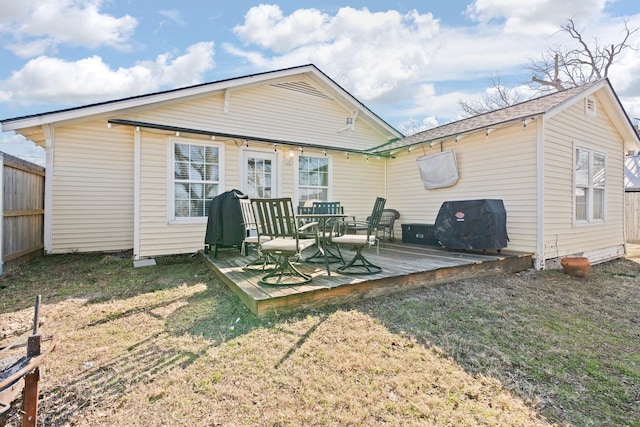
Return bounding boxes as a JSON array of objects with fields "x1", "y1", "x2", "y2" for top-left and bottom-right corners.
[
  {"x1": 2, "y1": 64, "x2": 638, "y2": 269},
  {"x1": 0, "y1": 65, "x2": 402, "y2": 260},
  {"x1": 380, "y1": 80, "x2": 640, "y2": 269}
]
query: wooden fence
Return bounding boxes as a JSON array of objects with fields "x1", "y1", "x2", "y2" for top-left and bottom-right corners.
[
  {"x1": 1, "y1": 152, "x2": 45, "y2": 274},
  {"x1": 626, "y1": 191, "x2": 640, "y2": 243}
]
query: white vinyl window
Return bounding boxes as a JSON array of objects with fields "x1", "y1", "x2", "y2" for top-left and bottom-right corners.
[
  {"x1": 172, "y1": 140, "x2": 221, "y2": 221},
  {"x1": 298, "y1": 155, "x2": 330, "y2": 204},
  {"x1": 574, "y1": 147, "x2": 606, "y2": 223}
]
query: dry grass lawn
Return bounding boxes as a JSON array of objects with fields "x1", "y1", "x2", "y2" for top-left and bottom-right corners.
[{"x1": 1, "y1": 249, "x2": 639, "y2": 426}]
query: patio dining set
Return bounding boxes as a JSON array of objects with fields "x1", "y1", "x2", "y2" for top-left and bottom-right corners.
[{"x1": 236, "y1": 196, "x2": 398, "y2": 286}]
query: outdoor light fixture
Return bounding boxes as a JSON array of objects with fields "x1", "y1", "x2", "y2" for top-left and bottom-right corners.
[{"x1": 346, "y1": 117, "x2": 354, "y2": 125}]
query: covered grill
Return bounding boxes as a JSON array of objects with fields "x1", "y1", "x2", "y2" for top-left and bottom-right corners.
[
  {"x1": 434, "y1": 199, "x2": 508, "y2": 252},
  {"x1": 204, "y1": 189, "x2": 247, "y2": 256}
]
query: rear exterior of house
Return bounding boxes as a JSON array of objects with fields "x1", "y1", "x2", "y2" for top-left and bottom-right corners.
[
  {"x1": 384, "y1": 81, "x2": 638, "y2": 269},
  {"x1": 3, "y1": 66, "x2": 638, "y2": 268},
  {"x1": 1, "y1": 65, "x2": 399, "y2": 259}
]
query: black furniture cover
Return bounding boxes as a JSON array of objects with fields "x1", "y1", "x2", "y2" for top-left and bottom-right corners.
[
  {"x1": 434, "y1": 199, "x2": 508, "y2": 251},
  {"x1": 204, "y1": 189, "x2": 247, "y2": 256}
]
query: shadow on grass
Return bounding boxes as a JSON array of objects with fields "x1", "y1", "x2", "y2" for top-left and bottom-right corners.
[
  {"x1": 0, "y1": 252, "x2": 215, "y2": 314},
  {"x1": 4, "y1": 251, "x2": 638, "y2": 426},
  {"x1": 37, "y1": 333, "x2": 206, "y2": 425},
  {"x1": 350, "y1": 257, "x2": 640, "y2": 427}
]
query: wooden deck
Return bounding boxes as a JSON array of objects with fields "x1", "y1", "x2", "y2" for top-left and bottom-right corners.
[{"x1": 201, "y1": 242, "x2": 533, "y2": 317}]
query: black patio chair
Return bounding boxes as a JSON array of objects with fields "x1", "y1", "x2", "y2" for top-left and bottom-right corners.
[
  {"x1": 252, "y1": 198, "x2": 317, "y2": 285},
  {"x1": 238, "y1": 198, "x2": 276, "y2": 270},
  {"x1": 378, "y1": 209, "x2": 400, "y2": 241},
  {"x1": 332, "y1": 197, "x2": 386, "y2": 274}
]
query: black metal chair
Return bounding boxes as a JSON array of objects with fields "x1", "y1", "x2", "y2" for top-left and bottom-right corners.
[
  {"x1": 332, "y1": 197, "x2": 386, "y2": 274},
  {"x1": 238, "y1": 198, "x2": 275, "y2": 270},
  {"x1": 378, "y1": 209, "x2": 400, "y2": 241},
  {"x1": 252, "y1": 198, "x2": 317, "y2": 285}
]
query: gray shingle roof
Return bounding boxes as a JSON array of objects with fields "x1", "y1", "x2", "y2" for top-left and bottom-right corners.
[{"x1": 372, "y1": 80, "x2": 602, "y2": 154}]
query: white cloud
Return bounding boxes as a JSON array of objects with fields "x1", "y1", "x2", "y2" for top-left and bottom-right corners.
[
  {"x1": 0, "y1": 42, "x2": 215, "y2": 106},
  {"x1": 465, "y1": 0, "x2": 607, "y2": 35},
  {"x1": 233, "y1": 5, "x2": 330, "y2": 53},
  {"x1": 158, "y1": 10, "x2": 186, "y2": 27},
  {"x1": 227, "y1": 3, "x2": 640, "y2": 126},
  {"x1": 0, "y1": 132, "x2": 45, "y2": 166},
  {"x1": 230, "y1": 6, "x2": 443, "y2": 102},
  {"x1": 0, "y1": 0, "x2": 138, "y2": 57}
]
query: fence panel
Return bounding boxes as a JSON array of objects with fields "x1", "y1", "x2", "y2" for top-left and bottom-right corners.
[
  {"x1": 1, "y1": 152, "x2": 45, "y2": 274},
  {"x1": 626, "y1": 191, "x2": 640, "y2": 243}
]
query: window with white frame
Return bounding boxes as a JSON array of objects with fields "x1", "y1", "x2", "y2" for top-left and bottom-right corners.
[
  {"x1": 574, "y1": 146, "x2": 605, "y2": 222},
  {"x1": 298, "y1": 155, "x2": 330, "y2": 204},
  {"x1": 173, "y1": 140, "x2": 221, "y2": 219}
]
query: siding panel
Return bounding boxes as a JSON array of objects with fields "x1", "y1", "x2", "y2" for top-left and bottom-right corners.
[
  {"x1": 386, "y1": 124, "x2": 538, "y2": 253},
  {"x1": 543, "y1": 96, "x2": 625, "y2": 261},
  {"x1": 51, "y1": 121, "x2": 134, "y2": 253}
]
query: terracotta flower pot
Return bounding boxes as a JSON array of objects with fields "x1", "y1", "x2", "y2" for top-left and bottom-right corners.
[{"x1": 560, "y1": 257, "x2": 590, "y2": 278}]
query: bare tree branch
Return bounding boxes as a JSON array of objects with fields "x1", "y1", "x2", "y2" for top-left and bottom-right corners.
[
  {"x1": 458, "y1": 18, "x2": 638, "y2": 117},
  {"x1": 529, "y1": 18, "x2": 638, "y2": 90},
  {"x1": 458, "y1": 74, "x2": 525, "y2": 117}
]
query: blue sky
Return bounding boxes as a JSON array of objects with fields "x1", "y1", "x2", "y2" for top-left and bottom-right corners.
[{"x1": 1, "y1": 0, "x2": 639, "y2": 165}]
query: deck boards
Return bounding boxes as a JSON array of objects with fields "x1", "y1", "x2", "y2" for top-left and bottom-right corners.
[{"x1": 201, "y1": 242, "x2": 533, "y2": 316}]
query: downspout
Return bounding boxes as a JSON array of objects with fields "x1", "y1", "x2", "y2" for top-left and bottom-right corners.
[
  {"x1": 133, "y1": 127, "x2": 141, "y2": 260},
  {"x1": 384, "y1": 157, "x2": 388, "y2": 199},
  {"x1": 535, "y1": 117, "x2": 545, "y2": 270},
  {"x1": 622, "y1": 150, "x2": 628, "y2": 255},
  {"x1": 42, "y1": 124, "x2": 54, "y2": 254}
]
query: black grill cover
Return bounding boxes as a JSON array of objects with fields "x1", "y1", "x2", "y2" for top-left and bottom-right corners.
[
  {"x1": 204, "y1": 189, "x2": 247, "y2": 252},
  {"x1": 434, "y1": 199, "x2": 508, "y2": 250}
]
